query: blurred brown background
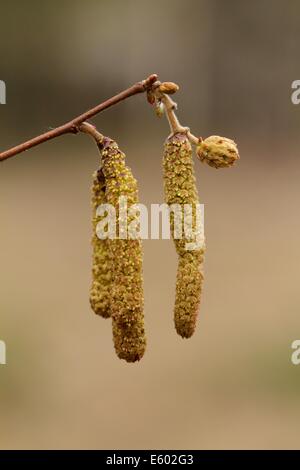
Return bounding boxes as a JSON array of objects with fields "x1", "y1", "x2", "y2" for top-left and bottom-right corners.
[{"x1": 1, "y1": 0, "x2": 300, "y2": 450}]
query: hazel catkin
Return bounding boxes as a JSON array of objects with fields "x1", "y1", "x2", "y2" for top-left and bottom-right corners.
[
  {"x1": 163, "y1": 133, "x2": 205, "y2": 338},
  {"x1": 100, "y1": 137, "x2": 146, "y2": 362},
  {"x1": 90, "y1": 168, "x2": 112, "y2": 318}
]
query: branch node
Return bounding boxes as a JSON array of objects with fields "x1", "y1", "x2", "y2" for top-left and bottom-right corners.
[
  {"x1": 142, "y1": 74, "x2": 158, "y2": 90},
  {"x1": 70, "y1": 124, "x2": 80, "y2": 134}
]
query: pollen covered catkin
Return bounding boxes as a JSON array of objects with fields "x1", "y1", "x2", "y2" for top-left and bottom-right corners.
[
  {"x1": 100, "y1": 137, "x2": 146, "y2": 362},
  {"x1": 163, "y1": 133, "x2": 205, "y2": 338},
  {"x1": 90, "y1": 168, "x2": 112, "y2": 318}
]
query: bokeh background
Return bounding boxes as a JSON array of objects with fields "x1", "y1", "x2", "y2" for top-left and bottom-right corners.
[{"x1": 1, "y1": 0, "x2": 300, "y2": 450}]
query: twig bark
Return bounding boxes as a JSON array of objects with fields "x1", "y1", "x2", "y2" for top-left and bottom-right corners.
[
  {"x1": 0, "y1": 74, "x2": 158, "y2": 162},
  {"x1": 152, "y1": 81, "x2": 200, "y2": 145},
  {"x1": 79, "y1": 122, "x2": 104, "y2": 145}
]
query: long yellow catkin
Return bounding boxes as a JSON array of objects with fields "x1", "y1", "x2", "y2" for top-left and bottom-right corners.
[
  {"x1": 100, "y1": 137, "x2": 146, "y2": 362},
  {"x1": 90, "y1": 168, "x2": 112, "y2": 318},
  {"x1": 163, "y1": 133, "x2": 205, "y2": 338}
]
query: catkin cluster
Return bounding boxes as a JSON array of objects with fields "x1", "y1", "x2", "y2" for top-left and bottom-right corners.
[
  {"x1": 163, "y1": 133, "x2": 205, "y2": 338},
  {"x1": 96, "y1": 137, "x2": 146, "y2": 362},
  {"x1": 90, "y1": 128, "x2": 238, "y2": 358}
]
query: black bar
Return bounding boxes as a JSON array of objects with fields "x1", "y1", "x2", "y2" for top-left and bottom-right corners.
[{"x1": 0, "y1": 450, "x2": 299, "y2": 466}]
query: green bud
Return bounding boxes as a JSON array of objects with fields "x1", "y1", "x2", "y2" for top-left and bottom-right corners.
[{"x1": 196, "y1": 135, "x2": 239, "y2": 169}]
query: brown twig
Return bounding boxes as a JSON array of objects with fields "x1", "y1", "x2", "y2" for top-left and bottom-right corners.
[
  {"x1": 0, "y1": 74, "x2": 158, "y2": 163},
  {"x1": 79, "y1": 122, "x2": 104, "y2": 145},
  {"x1": 152, "y1": 80, "x2": 200, "y2": 145}
]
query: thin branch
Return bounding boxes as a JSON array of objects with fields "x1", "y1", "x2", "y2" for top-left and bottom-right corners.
[
  {"x1": 79, "y1": 121, "x2": 105, "y2": 167},
  {"x1": 0, "y1": 74, "x2": 158, "y2": 163},
  {"x1": 79, "y1": 122, "x2": 104, "y2": 145},
  {"x1": 153, "y1": 81, "x2": 200, "y2": 145}
]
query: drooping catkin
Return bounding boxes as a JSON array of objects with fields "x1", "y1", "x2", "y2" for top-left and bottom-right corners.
[
  {"x1": 100, "y1": 137, "x2": 146, "y2": 362},
  {"x1": 163, "y1": 133, "x2": 205, "y2": 338},
  {"x1": 90, "y1": 168, "x2": 112, "y2": 318}
]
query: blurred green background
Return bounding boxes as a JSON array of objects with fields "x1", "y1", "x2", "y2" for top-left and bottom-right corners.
[{"x1": 1, "y1": 0, "x2": 300, "y2": 450}]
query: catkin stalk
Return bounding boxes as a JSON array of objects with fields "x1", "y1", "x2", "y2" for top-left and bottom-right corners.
[
  {"x1": 100, "y1": 137, "x2": 146, "y2": 362},
  {"x1": 90, "y1": 168, "x2": 112, "y2": 318},
  {"x1": 163, "y1": 133, "x2": 205, "y2": 338}
]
